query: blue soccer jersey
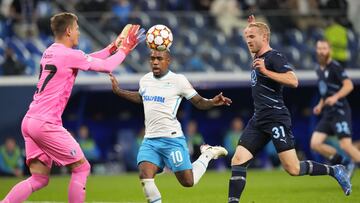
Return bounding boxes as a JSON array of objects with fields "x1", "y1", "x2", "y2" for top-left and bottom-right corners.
[
  {"x1": 316, "y1": 60, "x2": 351, "y2": 116},
  {"x1": 250, "y1": 50, "x2": 294, "y2": 125}
]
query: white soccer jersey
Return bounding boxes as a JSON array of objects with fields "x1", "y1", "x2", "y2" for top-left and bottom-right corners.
[{"x1": 139, "y1": 71, "x2": 197, "y2": 138}]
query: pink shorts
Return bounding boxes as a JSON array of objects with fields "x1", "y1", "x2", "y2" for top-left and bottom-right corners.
[{"x1": 22, "y1": 116, "x2": 84, "y2": 168}]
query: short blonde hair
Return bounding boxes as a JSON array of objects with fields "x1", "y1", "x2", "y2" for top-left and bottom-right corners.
[
  {"x1": 50, "y1": 12, "x2": 78, "y2": 38},
  {"x1": 247, "y1": 22, "x2": 271, "y2": 41}
]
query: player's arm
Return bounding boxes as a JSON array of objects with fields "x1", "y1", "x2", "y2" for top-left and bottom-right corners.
[
  {"x1": 110, "y1": 73, "x2": 142, "y2": 104},
  {"x1": 313, "y1": 98, "x2": 324, "y2": 115},
  {"x1": 189, "y1": 92, "x2": 232, "y2": 110},
  {"x1": 324, "y1": 79, "x2": 353, "y2": 106},
  {"x1": 263, "y1": 70, "x2": 298, "y2": 88},
  {"x1": 88, "y1": 47, "x2": 112, "y2": 59},
  {"x1": 334, "y1": 79, "x2": 354, "y2": 99},
  {"x1": 87, "y1": 25, "x2": 145, "y2": 73},
  {"x1": 253, "y1": 58, "x2": 299, "y2": 88}
]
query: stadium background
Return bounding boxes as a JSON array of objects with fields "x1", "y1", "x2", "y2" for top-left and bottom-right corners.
[{"x1": 0, "y1": 0, "x2": 360, "y2": 201}]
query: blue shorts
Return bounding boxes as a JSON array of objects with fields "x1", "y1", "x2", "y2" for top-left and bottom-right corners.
[
  {"x1": 137, "y1": 137, "x2": 192, "y2": 172},
  {"x1": 239, "y1": 117, "x2": 295, "y2": 155},
  {"x1": 315, "y1": 112, "x2": 352, "y2": 139}
]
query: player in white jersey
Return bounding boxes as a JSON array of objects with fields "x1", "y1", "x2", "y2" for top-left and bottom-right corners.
[{"x1": 110, "y1": 49, "x2": 232, "y2": 203}]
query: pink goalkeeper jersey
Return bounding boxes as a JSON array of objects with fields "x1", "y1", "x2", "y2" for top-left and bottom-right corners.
[{"x1": 26, "y1": 43, "x2": 94, "y2": 125}]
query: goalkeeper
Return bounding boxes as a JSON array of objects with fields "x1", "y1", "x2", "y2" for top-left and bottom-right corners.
[{"x1": 1, "y1": 12, "x2": 145, "y2": 203}]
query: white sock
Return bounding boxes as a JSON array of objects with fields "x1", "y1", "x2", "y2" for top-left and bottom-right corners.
[
  {"x1": 141, "y1": 179, "x2": 161, "y2": 203},
  {"x1": 192, "y1": 151, "x2": 213, "y2": 185}
]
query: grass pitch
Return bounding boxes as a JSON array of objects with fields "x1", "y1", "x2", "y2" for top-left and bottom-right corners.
[{"x1": 0, "y1": 169, "x2": 359, "y2": 203}]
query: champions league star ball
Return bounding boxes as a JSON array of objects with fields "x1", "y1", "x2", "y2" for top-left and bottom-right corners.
[{"x1": 146, "y1": 24, "x2": 173, "y2": 51}]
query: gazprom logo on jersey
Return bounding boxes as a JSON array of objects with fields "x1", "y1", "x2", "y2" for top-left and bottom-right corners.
[
  {"x1": 143, "y1": 95, "x2": 165, "y2": 103},
  {"x1": 251, "y1": 70, "x2": 257, "y2": 86}
]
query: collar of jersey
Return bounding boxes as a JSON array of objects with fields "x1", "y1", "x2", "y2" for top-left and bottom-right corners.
[
  {"x1": 153, "y1": 70, "x2": 171, "y2": 80},
  {"x1": 52, "y1": 42, "x2": 67, "y2": 48},
  {"x1": 319, "y1": 60, "x2": 334, "y2": 71},
  {"x1": 255, "y1": 49, "x2": 273, "y2": 58}
]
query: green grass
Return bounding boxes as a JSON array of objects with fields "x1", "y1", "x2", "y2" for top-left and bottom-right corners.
[{"x1": 1, "y1": 170, "x2": 359, "y2": 203}]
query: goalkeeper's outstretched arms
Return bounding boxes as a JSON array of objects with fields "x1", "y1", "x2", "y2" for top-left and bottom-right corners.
[
  {"x1": 89, "y1": 24, "x2": 134, "y2": 59},
  {"x1": 110, "y1": 73, "x2": 143, "y2": 104},
  {"x1": 87, "y1": 24, "x2": 146, "y2": 73}
]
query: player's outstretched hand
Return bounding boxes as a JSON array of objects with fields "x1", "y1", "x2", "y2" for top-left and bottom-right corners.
[
  {"x1": 212, "y1": 92, "x2": 232, "y2": 106},
  {"x1": 119, "y1": 24, "x2": 146, "y2": 55},
  {"x1": 108, "y1": 24, "x2": 133, "y2": 54},
  {"x1": 109, "y1": 73, "x2": 120, "y2": 95},
  {"x1": 248, "y1": 15, "x2": 256, "y2": 24}
]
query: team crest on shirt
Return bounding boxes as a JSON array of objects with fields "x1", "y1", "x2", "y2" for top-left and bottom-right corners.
[
  {"x1": 251, "y1": 70, "x2": 257, "y2": 86},
  {"x1": 162, "y1": 82, "x2": 174, "y2": 88}
]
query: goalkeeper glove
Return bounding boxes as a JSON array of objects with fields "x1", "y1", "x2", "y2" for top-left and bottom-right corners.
[
  {"x1": 118, "y1": 25, "x2": 146, "y2": 55},
  {"x1": 108, "y1": 24, "x2": 133, "y2": 55}
]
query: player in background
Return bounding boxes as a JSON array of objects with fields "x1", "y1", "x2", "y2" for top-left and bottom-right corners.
[
  {"x1": 1, "y1": 12, "x2": 145, "y2": 203},
  {"x1": 310, "y1": 39, "x2": 360, "y2": 178},
  {"x1": 110, "y1": 49, "x2": 231, "y2": 203},
  {"x1": 227, "y1": 16, "x2": 352, "y2": 203}
]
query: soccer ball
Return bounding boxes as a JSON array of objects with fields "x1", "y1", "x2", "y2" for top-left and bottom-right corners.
[{"x1": 146, "y1": 24, "x2": 173, "y2": 51}]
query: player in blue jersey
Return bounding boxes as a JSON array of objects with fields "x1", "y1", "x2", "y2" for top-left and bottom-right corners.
[
  {"x1": 310, "y1": 39, "x2": 360, "y2": 178},
  {"x1": 227, "y1": 16, "x2": 352, "y2": 203},
  {"x1": 110, "y1": 49, "x2": 232, "y2": 203}
]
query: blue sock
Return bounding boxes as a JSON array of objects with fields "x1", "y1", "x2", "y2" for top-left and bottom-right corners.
[
  {"x1": 299, "y1": 161, "x2": 334, "y2": 176},
  {"x1": 228, "y1": 165, "x2": 247, "y2": 203}
]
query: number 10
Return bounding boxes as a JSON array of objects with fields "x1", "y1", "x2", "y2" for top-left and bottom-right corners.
[{"x1": 170, "y1": 151, "x2": 183, "y2": 164}]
